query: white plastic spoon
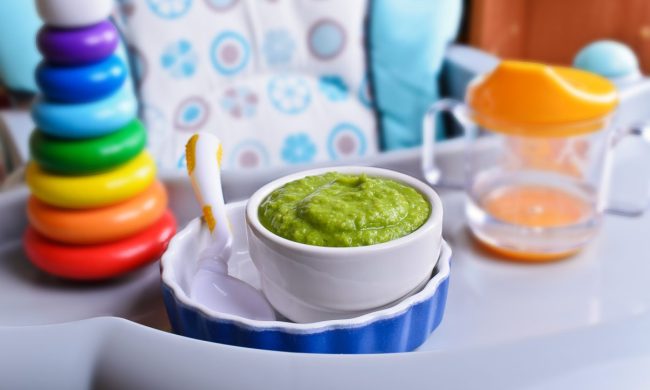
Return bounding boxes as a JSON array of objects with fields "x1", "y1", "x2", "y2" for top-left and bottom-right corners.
[{"x1": 185, "y1": 133, "x2": 275, "y2": 321}]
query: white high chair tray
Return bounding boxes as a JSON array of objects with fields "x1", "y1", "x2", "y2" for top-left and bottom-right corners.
[{"x1": 1, "y1": 138, "x2": 650, "y2": 389}]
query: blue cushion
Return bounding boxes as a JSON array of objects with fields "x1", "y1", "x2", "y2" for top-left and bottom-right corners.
[
  {"x1": 0, "y1": 1, "x2": 41, "y2": 92},
  {"x1": 369, "y1": 0, "x2": 462, "y2": 150}
]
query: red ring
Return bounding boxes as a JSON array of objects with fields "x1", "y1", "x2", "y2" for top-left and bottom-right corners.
[{"x1": 24, "y1": 210, "x2": 177, "y2": 281}]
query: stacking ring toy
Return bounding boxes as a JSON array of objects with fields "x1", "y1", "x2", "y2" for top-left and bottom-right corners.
[
  {"x1": 30, "y1": 120, "x2": 146, "y2": 174},
  {"x1": 36, "y1": 0, "x2": 114, "y2": 28},
  {"x1": 37, "y1": 21, "x2": 119, "y2": 65},
  {"x1": 24, "y1": 211, "x2": 177, "y2": 281},
  {"x1": 32, "y1": 84, "x2": 137, "y2": 139},
  {"x1": 36, "y1": 55, "x2": 127, "y2": 102},
  {"x1": 27, "y1": 181, "x2": 167, "y2": 245},
  {"x1": 26, "y1": 152, "x2": 156, "y2": 209}
]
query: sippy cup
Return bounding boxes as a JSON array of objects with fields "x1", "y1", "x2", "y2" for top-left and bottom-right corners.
[{"x1": 422, "y1": 61, "x2": 650, "y2": 260}]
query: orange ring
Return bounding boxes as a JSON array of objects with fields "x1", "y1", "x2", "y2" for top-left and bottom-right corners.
[{"x1": 27, "y1": 181, "x2": 168, "y2": 245}]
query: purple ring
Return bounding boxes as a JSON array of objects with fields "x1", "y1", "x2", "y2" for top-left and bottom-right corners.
[{"x1": 37, "y1": 20, "x2": 119, "y2": 65}]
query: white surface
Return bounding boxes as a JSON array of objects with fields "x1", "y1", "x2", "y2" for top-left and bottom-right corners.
[
  {"x1": 1, "y1": 110, "x2": 650, "y2": 387},
  {"x1": 245, "y1": 166, "x2": 443, "y2": 322},
  {"x1": 422, "y1": 189, "x2": 650, "y2": 351},
  {"x1": 1, "y1": 313, "x2": 649, "y2": 390},
  {"x1": 2, "y1": 181, "x2": 650, "y2": 388}
]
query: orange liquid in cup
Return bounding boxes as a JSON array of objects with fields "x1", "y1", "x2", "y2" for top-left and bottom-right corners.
[
  {"x1": 482, "y1": 185, "x2": 592, "y2": 228},
  {"x1": 477, "y1": 184, "x2": 595, "y2": 260}
]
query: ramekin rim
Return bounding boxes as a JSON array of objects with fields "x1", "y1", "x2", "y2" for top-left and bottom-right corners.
[{"x1": 245, "y1": 166, "x2": 443, "y2": 254}]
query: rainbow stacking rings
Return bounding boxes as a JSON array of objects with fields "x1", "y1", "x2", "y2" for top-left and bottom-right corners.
[
  {"x1": 37, "y1": 20, "x2": 119, "y2": 65},
  {"x1": 30, "y1": 119, "x2": 146, "y2": 174},
  {"x1": 26, "y1": 152, "x2": 156, "y2": 209},
  {"x1": 36, "y1": 0, "x2": 114, "y2": 28},
  {"x1": 32, "y1": 85, "x2": 138, "y2": 138},
  {"x1": 36, "y1": 55, "x2": 127, "y2": 102},
  {"x1": 26, "y1": 1, "x2": 176, "y2": 281},
  {"x1": 25, "y1": 211, "x2": 177, "y2": 280}
]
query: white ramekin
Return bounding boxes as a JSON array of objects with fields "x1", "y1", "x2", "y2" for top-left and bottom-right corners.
[{"x1": 245, "y1": 166, "x2": 443, "y2": 323}]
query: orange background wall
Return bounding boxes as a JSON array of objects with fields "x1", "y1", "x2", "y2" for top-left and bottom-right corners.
[{"x1": 469, "y1": 0, "x2": 650, "y2": 72}]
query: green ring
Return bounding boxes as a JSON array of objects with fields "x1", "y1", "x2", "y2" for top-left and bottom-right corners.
[{"x1": 30, "y1": 119, "x2": 147, "y2": 175}]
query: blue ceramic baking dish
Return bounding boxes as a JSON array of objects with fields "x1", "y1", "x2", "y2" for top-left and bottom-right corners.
[{"x1": 161, "y1": 201, "x2": 451, "y2": 354}]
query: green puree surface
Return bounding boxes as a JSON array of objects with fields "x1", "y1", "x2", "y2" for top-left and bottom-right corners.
[{"x1": 258, "y1": 172, "x2": 431, "y2": 247}]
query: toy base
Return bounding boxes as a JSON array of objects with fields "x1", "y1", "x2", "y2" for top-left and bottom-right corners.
[{"x1": 24, "y1": 210, "x2": 177, "y2": 280}]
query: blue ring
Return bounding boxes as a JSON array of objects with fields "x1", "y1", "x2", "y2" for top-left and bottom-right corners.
[
  {"x1": 210, "y1": 31, "x2": 250, "y2": 76},
  {"x1": 327, "y1": 123, "x2": 367, "y2": 160},
  {"x1": 308, "y1": 20, "x2": 346, "y2": 60},
  {"x1": 32, "y1": 84, "x2": 138, "y2": 139},
  {"x1": 36, "y1": 55, "x2": 127, "y2": 103}
]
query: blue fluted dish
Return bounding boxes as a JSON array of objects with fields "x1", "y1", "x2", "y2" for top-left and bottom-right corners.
[
  {"x1": 36, "y1": 55, "x2": 127, "y2": 102},
  {"x1": 161, "y1": 201, "x2": 451, "y2": 354},
  {"x1": 32, "y1": 84, "x2": 137, "y2": 139}
]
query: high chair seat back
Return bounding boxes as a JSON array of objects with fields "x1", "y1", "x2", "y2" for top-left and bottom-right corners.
[{"x1": 115, "y1": 0, "x2": 461, "y2": 170}]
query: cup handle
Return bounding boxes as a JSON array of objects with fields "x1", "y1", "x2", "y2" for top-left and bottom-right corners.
[
  {"x1": 421, "y1": 98, "x2": 471, "y2": 188},
  {"x1": 605, "y1": 123, "x2": 650, "y2": 216}
]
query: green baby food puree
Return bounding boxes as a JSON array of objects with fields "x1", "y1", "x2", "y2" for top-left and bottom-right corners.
[{"x1": 258, "y1": 172, "x2": 430, "y2": 247}]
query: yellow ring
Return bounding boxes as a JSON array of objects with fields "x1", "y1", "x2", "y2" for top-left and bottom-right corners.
[{"x1": 26, "y1": 151, "x2": 156, "y2": 209}]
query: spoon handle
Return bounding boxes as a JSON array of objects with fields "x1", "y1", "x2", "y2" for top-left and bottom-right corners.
[{"x1": 185, "y1": 133, "x2": 231, "y2": 242}]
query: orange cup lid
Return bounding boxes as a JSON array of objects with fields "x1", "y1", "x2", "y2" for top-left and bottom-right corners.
[{"x1": 467, "y1": 61, "x2": 618, "y2": 137}]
